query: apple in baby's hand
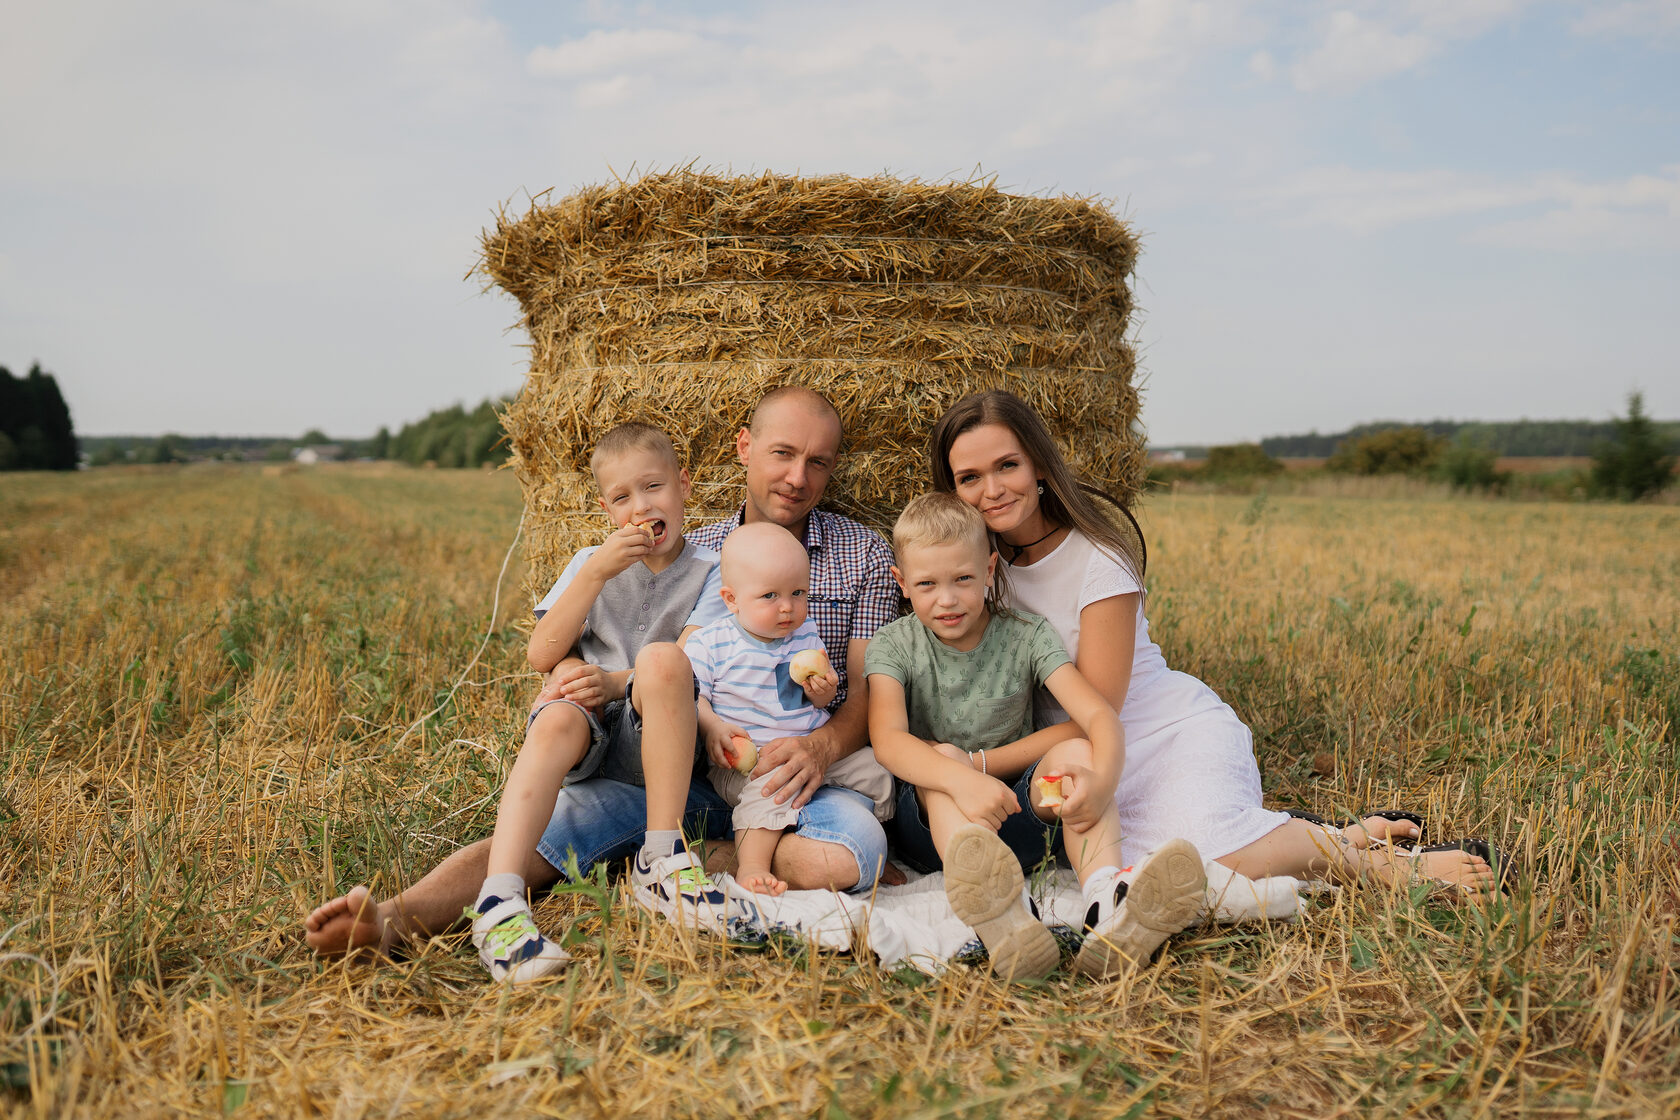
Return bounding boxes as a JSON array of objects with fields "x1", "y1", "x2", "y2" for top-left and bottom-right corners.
[
  {"x1": 1035, "y1": 773, "x2": 1068, "y2": 811},
  {"x1": 788, "y1": 648, "x2": 832, "y2": 685},
  {"x1": 723, "y1": 734, "x2": 758, "y2": 775}
]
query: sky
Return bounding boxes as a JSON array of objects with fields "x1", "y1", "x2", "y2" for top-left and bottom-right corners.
[{"x1": 2, "y1": 0, "x2": 1676, "y2": 445}]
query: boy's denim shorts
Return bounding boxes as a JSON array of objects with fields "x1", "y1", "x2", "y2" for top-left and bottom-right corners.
[
  {"x1": 888, "y1": 762, "x2": 1064, "y2": 876},
  {"x1": 527, "y1": 693, "x2": 647, "y2": 786},
  {"x1": 526, "y1": 672, "x2": 704, "y2": 787}
]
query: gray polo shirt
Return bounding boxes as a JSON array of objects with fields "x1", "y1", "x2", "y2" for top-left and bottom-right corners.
[{"x1": 534, "y1": 539, "x2": 727, "y2": 671}]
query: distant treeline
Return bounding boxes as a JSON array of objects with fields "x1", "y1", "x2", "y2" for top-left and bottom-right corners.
[
  {"x1": 1259, "y1": 418, "x2": 1680, "y2": 459},
  {"x1": 387, "y1": 398, "x2": 510, "y2": 468},
  {"x1": 1, "y1": 363, "x2": 77, "y2": 471},
  {"x1": 82, "y1": 430, "x2": 380, "y2": 465},
  {"x1": 81, "y1": 397, "x2": 513, "y2": 468}
]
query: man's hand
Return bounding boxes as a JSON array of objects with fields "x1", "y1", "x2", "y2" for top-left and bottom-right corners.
[
  {"x1": 752, "y1": 733, "x2": 833, "y2": 809},
  {"x1": 949, "y1": 767, "x2": 1019, "y2": 831},
  {"x1": 585, "y1": 522, "x2": 655, "y2": 582},
  {"x1": 537, "y1": 662, "x2": 620, "y2": 711},
  {"x1": 800, "y1": 667, "x2": 839, "y2": 710}
]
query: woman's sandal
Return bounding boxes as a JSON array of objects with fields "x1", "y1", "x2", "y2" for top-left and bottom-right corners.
[
  {"x1": 1287, "y1": 808, "x2": 1427, "y2": 849},
  {"x1": 1414, "y1": 839, "x2": 1519, "y2": 894}
]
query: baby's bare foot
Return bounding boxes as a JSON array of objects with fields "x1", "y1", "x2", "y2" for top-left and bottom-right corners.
[
  {"x1": 303, "y1": 885, "x2": 387, "y2": 958},
  {"x1": 737, "y1": 868, "x2": 788, "y2": 896}
]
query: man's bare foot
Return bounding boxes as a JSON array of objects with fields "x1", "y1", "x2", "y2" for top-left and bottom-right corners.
[
  {"x1": 304, "y1": 886, "x2": 388, "y2": 958},
  {"x1": 1365, "y1": 845, "x2": 1497, "y2": 899},
  {"x1": 878, "y1": 859, "x2": 908, "y2": 887},
  {"x1": 736, "y1": 868, "x2": 788, "y2": 896}
]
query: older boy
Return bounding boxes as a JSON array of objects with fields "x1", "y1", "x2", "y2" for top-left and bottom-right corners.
[{"x1": 303, "y1": 389, "x2": 896, "y2": 959}]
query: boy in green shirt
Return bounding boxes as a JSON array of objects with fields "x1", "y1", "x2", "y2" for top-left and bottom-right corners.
[{"x1": 867, "y1": 493, "x2": 1204, "y2": 983}]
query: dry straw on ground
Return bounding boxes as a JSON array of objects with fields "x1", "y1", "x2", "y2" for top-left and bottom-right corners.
[
  {"x1": 4, "y1": 468, "x2": 1678, "y2": 1116},
  {"x1": 480, "y1": 170, "x2": 1144, "y2": 602}
]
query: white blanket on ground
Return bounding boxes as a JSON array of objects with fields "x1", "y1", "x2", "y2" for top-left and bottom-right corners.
[{"x1": 721, "y1": 861, "x2": 1302, "y2": 974}]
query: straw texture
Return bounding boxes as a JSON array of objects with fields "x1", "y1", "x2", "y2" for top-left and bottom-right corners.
[{"x1": 479, "y1": 171, "x2": 1144, "y2": 599}]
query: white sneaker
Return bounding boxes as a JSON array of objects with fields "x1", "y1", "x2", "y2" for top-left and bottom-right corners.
[
  {"x1": 631, "y1": 848, "x2": 756, "y2": 934},
  {"x1": 1074, "y1": 838, "x2": 1207, "y2": 980},
  {"x1": 943, "y1": 825, "x2": 1061, "y2": 982},
  {"x1": 470, "y1": 896, "x2": 572, "y2": 984}
]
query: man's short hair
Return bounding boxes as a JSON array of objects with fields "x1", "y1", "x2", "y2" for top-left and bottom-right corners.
[
  {"x1": 589, "y1": 422, "x2": 680, "y2": 480},
  {"x1": 748, "y1": 386, "x2": 844, "y2": 444},
  {"x1": 891, "y1": 492, "x2": 990, "y2": 560}
]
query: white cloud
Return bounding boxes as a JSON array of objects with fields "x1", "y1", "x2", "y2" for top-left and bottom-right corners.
[
  {"x1": 1475, "y1": 165, "x2": 1680, "y2": 250},
  {"x1": 1256, "y1": 163, "x2": 1680, "y2": 251},
  {"x1": 1283, "y1": 0, "x2": 1535, "y2": 92},
  {"x1": 1571, "y1": 0, "x2": 1680, "y2": 38},
  {"x1": 527, "y1": 28, "x2": 707, "y2": 77},
  {"x1": 1290, "y1": 10, "x2": 1436, "y2": 92}
]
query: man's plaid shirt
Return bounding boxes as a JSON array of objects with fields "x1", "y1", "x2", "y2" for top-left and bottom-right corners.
[{"x1": 687, "y1": 507, "x2": 898, "y2": 709}]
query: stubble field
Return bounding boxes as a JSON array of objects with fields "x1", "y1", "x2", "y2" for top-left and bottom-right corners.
[{"x1": 2, "y1": 464, "x2": 1677, "y2": 1118}]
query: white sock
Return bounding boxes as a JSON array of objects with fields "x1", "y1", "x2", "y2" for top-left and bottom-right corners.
[
  {"x1": 1081, "y1": 865, "x2": 1123, "y2": 906},
  {"x1": 642, "y1": 829, "x2": 683, "y2": 862},
  {"x1": 477, "y1": 872, "x2": 525, "y2": 912}
]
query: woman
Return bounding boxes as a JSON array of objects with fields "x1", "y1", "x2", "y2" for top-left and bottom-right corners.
[{"x1": 928, "y1": 390, "x2": 1499, "y2": 896}]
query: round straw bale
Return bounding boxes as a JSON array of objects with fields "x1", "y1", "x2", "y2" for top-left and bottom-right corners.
[{"x1": 480, "y1": 171, "x2": 1145, "y2": 599}]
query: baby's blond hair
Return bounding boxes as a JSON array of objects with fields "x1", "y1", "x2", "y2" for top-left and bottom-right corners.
[{"x1": 891, "y1": 492, "x2": 990, "y2": 562}]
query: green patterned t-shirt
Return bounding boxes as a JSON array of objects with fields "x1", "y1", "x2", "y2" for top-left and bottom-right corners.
[{"x1": 864, "y1": 610, "x2": 1071, "y2": 752}]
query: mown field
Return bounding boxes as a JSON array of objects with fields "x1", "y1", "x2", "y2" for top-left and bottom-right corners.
[{"x1": 3, "y1": 465, "x2": 1677, "y2": 1118}]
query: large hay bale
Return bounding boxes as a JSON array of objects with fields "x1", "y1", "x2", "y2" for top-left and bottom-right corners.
[{"x1": 480, "y1": 171, "x2": 1144, "y2": 599}]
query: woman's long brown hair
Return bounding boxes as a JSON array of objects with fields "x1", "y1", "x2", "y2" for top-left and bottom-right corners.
[{"x1": 928, "y1": 390, "x2": 1146, "y2": 588}]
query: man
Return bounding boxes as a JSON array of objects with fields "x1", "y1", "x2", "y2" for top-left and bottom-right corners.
[{"x1": 304, "y1": 386, "x2": 899, "y2": 958}]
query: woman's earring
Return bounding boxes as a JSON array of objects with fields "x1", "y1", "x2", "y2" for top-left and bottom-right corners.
[{"x1": 1037, "y1": 482, "x2": 1044, "y2": 495}]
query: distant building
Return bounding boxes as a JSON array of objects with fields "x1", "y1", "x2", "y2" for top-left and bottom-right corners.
[
  {"x1": 292, "y1": 444, "x2": 343, "y2": 465},
  {"x1": 1148, "y1": 449, "x2": 1187, "y2": 463}
]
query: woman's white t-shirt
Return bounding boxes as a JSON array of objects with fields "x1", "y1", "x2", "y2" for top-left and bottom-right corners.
[{"x1": 1003, "y1": 529, "x2": 1224, "y2": 736}]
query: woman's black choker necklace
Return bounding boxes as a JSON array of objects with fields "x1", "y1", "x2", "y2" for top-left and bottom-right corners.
[{"x1": 1003, "y1": 524, "x2": 1062, "y2": 562}]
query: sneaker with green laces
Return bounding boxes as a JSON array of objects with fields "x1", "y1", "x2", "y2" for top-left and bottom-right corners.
[
  {"x1": 631, "y1": 848, "x2": 758, "y2": 934},
  {"x1": 470, "y1": 895, "x2": 572, "y2": 984}
]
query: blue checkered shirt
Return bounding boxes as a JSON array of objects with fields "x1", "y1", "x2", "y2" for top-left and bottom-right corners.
[{"x1": 687, "y1": 508, "x2": 898, "y2": 709}]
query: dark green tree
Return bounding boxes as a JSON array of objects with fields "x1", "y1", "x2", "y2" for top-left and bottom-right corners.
[
  {"x1": 0, "y1": 362, "x2": 78, "y2": 470},
  {"x1": 1203, "y1": 443, "x2": 1283, "y2": 478},
  {"x1": 1592, "y1": 392, "x2": 1677, "y2": 501},
  {"x1": 1327, "y1": 427, "x2": 1444, "y2": 475},
  {"x1": 1436, "y1": 437, "x2": 1507, "y2": 491},
  {"x1": 146, "y1": 434, "x2": 190, "y2": 464}
]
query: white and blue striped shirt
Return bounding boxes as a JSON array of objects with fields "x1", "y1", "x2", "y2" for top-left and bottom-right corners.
[{"x1": 684, "y1": 616, "x2": 830, "y2": 744}]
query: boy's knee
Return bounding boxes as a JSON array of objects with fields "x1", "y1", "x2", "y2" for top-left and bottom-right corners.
[
  {"x1": 633, "y1": 642, "x2": 692, "y2": 690},
  {"x1": 1043, "y1": 737, "x2": 1094, "y2": 768},
  {"x1": 529, "y1": 699, "x2": 590, "y2": 745}
]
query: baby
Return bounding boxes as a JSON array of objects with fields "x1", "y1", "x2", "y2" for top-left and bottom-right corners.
[{"x1": 684, "y1": 522, "x2": 893, "y2": 894}]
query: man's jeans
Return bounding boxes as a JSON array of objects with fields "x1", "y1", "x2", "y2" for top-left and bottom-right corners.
[{"x1": 535, "y1": 774, "x2": 888, "y2": 893}]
